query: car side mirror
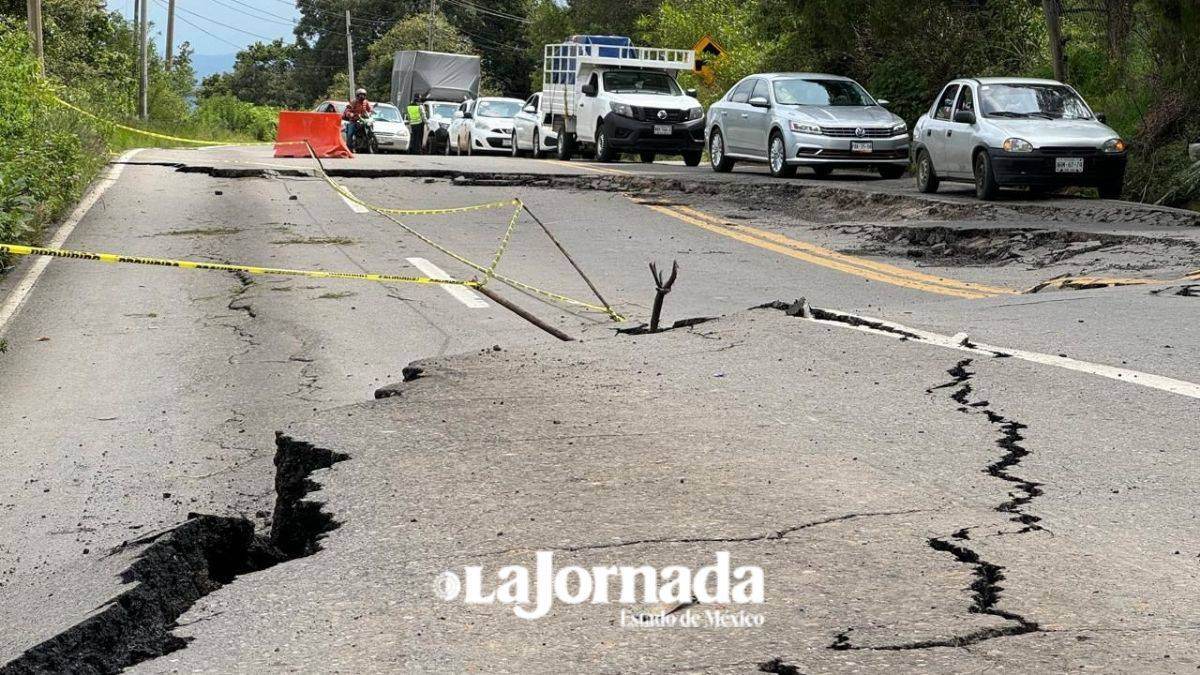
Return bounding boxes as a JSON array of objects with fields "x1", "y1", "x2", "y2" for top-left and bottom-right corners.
[
  {"x1": 877, "y1": 99, "x2": 890, "y2": 107},
  {"x1": 463, "y1": 112, "x2": 473, "y2": 119},
  {"x1": 581, "y1": 83, "x2": 597, "y2": 97},
  {"x1": 953, "y1": 110, "x2": 976, "y2": 124},
  {"x1": 1095, "y1": 111, "x2": 1108, "y2": 124},
  {"x1": 748, "y1": 96, "x2": 770, "y2": 108},
  {"x1": 523, "y1": 105, "x2": 536, "y2": 114},
  {"x1": 685, "y1": 88, "x2": 698, "y2": 98}
]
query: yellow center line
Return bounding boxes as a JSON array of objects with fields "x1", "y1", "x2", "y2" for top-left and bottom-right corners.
[
  {"x1": 641, "y1": 203, "x2": 994, "y2": 299},
  {"x1": 671, "y1": 205, "x2": 1018, "y2": 297}
]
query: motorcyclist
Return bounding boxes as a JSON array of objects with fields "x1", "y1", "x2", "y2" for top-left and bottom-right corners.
[{"x1": 343, "y1": 88, "x2": 373, "y2": 148}]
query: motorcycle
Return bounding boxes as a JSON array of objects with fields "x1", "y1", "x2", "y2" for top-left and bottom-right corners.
[{"x1": 347, "y1": 115, "x2": 379, "y2": 154}]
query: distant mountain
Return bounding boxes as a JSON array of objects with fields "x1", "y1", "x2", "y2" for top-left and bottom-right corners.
[{"x1": 191, "y1": 53, "x2": 237, "y2": 81}]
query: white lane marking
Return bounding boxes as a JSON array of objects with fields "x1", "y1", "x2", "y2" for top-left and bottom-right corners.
[
  {"x1": 0, "y1": 149, "x2": 142, "y2": 337},
  {"x1": 805, "y1": 308, "x2": 1200, "y2": 400},
  {"x1": 405, "y1": 257, "x2": 488, "y2": 309},
  {"x1": 340, "y1": 192, "x2": 369, "y2": 213}
]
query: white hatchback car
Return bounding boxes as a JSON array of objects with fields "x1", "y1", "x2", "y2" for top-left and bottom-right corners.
[
  {"x1": 913, "y1": 78, "x2": 1127, "y2": 200},
  {"x1": 510, "y1": 92, "x2": 557, "y2": 158},
  {"x1": 450, "y1": 97, "x2": 524, "y2": 155}
]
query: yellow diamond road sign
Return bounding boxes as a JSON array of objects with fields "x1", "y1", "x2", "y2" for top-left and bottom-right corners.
[{"x1": 692, "y1": 35, "x2": 725, "y2": 83}]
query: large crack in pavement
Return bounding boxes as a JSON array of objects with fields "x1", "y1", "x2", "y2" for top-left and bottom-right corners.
[
  {"x1": 0, "y1": 435, "x2": 347, "y2": 675},
  {"x1": 830, "y1": 358, "x2": 1044, "y2": 651}
]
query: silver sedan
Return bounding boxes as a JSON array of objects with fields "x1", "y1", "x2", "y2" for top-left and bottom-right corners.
[{"x1": 706, "y1": 73, "x2": 909, "y2": 179}]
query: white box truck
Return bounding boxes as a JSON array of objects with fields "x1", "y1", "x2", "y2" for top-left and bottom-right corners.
[
  {"x1": 391, "y1": 50, "x2": 481, "y2": 153},
  {"x1": 542, "y1": 35, "x2": 705, "y2": 165}
]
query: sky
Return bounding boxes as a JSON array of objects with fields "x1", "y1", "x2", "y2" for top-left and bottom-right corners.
[{"x1": 106, "y1": 0, "x2": 301, "y2": 57}]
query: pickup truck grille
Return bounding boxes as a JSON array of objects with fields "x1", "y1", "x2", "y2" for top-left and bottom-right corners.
[
  {"x1": 820, "y1": 126, "x2": 894, "y2": 138},
  {"x1": 634, "y1": 107, "x2": 688, "y2": 123}
]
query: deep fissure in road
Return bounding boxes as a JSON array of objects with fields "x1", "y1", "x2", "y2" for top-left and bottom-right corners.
[
  {"x1": 829, "y1": 358, "x2": 1043, "y2": 651},
  {"x1": 0, "y1": 434, "x2": 347, "y2": 675}
]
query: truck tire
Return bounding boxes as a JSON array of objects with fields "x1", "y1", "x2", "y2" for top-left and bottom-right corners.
[
  {"x1": 557, "y1": 132, "x2": 575, "y2": 161},
  {"x1": 682, "y1": 151, "x2": 702, "y2": 167},
  {"x1": 595, "y1": 125, "x2": 617, "y2": 162},
  {"x1": 639, "y1": 151, "x2": 656, "y2": 163}
]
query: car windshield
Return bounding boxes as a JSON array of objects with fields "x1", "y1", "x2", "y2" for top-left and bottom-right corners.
[
  {"x1": 979, "y1": 83, "x2": 1092, "y2": 120},
  {"x1": 476, "y1": 100, "x2": 522, "y2": 118},
  {"x1": 773, "y1": 79, "x2": 874, "y2": 106},
  {"x1": 430, "y1": 104, "x2": 457, "y2": 118},
  {"x1": 373, "y1": 106, "x2": 401, "y2": 122},
  {"x1": 602, "y1": 71, "x2": 681, "y2": 95}
]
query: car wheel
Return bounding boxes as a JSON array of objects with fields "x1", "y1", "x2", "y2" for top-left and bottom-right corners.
[
  {"x1": 709, "y1": 129, "x2": 735, "y2": 172},
  {"x1": 532, "y1": 132, "x2": 546, "y2": 159},
  {"x1": 467, "y1": 133, "x2": 473, "y2": 156},
  {"x1": 973, "y1": 150, "x2": 999, "y2": 200},
  {"x1": 639, "y1": 151, "x2": 656, "y2": 163},
  {"x1": 595, "y1": 125, "x2": 617, "y2": 162},
  {"x1": 768, "y1": 132, "x2": 796, "y2": 178},
  {"x1": 682, "y1": 151, "x2": 702, "y2": 167},
  {"x1": 877, "y1": 165, "x2": 906, "y2": 180},
  {"x1": 915, "y1": 149, "x2": 940, "y2": 193},
  {"x1": 812, "y1": 166, "x2": 833, "y2": 178},
  {"x1": 511, "y1": 130, "x2": 522, "y2": 158},
  {"x1": 1097, "y1": 178, "x2": 1123, "y2": 200},
  {"x1": 557, "y1": 132, "x2": 575, "y2": 161}
]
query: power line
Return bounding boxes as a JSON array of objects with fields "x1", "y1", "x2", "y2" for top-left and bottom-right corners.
[
  {"x1": 211, "y1": 0, "x2": 298, "y2": 26},
  {"x1": 443, "y1": 0, "x2": 531, "y2": 24}
]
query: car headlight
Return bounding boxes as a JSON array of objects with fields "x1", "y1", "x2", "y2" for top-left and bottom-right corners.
[
  {"x1": 789, "y1": 120, "x2": 821, "y2": 135},
  {"x1": 610, "y1": 101, "x2": 634, "y2": 118},
  {"x1": 687, "y1": 106, "x2": 703, "y2": 120},
  {"x1": 1002, "y1": 138, "x2": 1034, "y2": 153},
  {"x1": 891, "y1": 121, "x2": 907, "y2": 135},
  {"x1": 1102, "y1": 138, "x2": 1127, "y2": 153}
]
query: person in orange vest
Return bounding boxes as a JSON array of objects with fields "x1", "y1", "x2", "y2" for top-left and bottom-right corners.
[{"x1": 343, "y1": 88, "x2": 373, "y2": 147}]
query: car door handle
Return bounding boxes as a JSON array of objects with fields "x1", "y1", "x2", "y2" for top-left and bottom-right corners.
[
  {"x1": 740, "y1": 113, "x2": 749, "y2": 118},
  {"x1": 946, "y1": 130, "x2": 953, "y2": 137},
  {"x1": 925, "y1": 129, "x2": 932, "y2": 137}
]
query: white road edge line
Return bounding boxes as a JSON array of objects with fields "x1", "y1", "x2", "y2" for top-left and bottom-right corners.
[
  {"x1": 806, "y1": 308, "x2": 1200, "y2": 400},
  {"x1": 0, "y1": 148, "x2": 142, "y2": 338},
  {"x1": 405, "y1": 257, "x2": 488, "y2": 309},
  {"x1": 340, "y1": 193, "x2": 369, "y2": 213}
]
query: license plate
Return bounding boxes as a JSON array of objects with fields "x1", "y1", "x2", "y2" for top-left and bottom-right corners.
[
  {"x1": 654, "y1": 124, "x2": 672, "y2": 136},
  {"x1": 1056, "y1": 157, "x2": 1084, "y2": 173},
  {"x1": 851, "y1": 141, "x2": 873, "y2": 153}
]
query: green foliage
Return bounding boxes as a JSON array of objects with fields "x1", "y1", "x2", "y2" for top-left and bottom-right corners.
[
  {"x1": 199, "y1": 39, "x2": 307, "y2": 109},
  {"x1": 0, "y1": 19, "x2": 103, "y2": 248},
  {"x1": 359, "y1": 12, "x2": 476, "y2": 100},
  {"x1": 192, "y1": 95, "x2": 280, "y2": 141}
]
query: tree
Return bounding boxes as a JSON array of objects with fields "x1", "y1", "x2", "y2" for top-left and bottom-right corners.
[
  {"x1": 358, "y1": 12, "x2": 475, "y2": 99},
  {"x1": 200, "y1": 39, "x2": 307, "y2": 109}
]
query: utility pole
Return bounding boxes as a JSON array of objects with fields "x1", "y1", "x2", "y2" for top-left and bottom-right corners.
[
  {"x1": 165, "y1": 0, "x2": 176, "y2": 71},
  {"x1": 26, "y1": 0, "x2": 44, "y2": 76},
  {"x1": 345, "y1": 9, "x2": 356, "y2": 99},
  {"x1": 427, "y1": 0, "x2": 435, "y2": 50},
  {"x1": 138, "y1": 0, "x2": 148, "y2": 119}
]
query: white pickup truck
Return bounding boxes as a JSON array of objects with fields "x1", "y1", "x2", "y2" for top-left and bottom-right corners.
[{"x1": 543, "y1": 36, "x2": 705, "y2": 165}]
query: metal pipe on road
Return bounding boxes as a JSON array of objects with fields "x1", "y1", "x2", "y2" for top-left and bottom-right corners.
[{"x1": 476, "y1": 286, "x2": 574, "y2": 342}]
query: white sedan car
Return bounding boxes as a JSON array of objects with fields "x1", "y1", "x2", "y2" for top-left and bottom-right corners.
[
  {"x1": 451, "y1": 97, "x2": 524, "y2": 155},
  {"x1": 368, "y1": 103, "x2": 411, "y2": 152}
]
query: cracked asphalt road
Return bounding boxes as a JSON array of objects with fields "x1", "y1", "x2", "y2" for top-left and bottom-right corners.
[{"x1": 0, "y1": 148, "x2": 1197, "y2": 673}]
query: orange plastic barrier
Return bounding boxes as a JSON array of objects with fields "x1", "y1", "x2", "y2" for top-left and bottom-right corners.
[{"x1": 274, "y1": 111, "x2": 353, "y2": 158}]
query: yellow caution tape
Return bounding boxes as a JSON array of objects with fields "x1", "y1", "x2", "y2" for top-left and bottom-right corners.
[
  {"x1": 0, "y1": 243, "x2": 475, "y2": 287},
  {"x1": 54, "y1": 96, "x2": 277, "y2": 147},
  {"x1": 43, "y1": 97, "x2": 626, "y2": 321}
]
